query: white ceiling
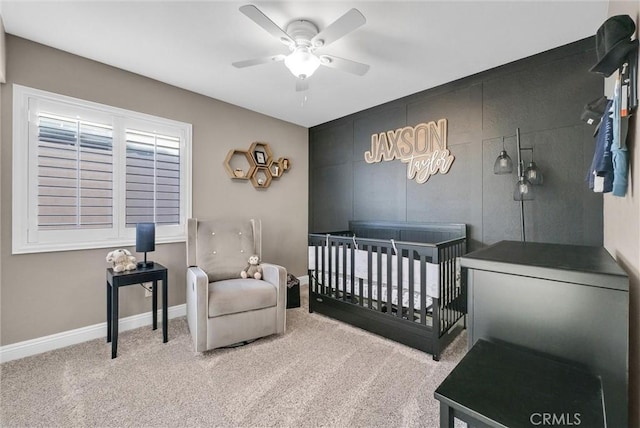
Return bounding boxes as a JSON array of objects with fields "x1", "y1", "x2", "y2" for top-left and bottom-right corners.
[{"x1": 1, "y1": 1, "x2": 609, "y2": 128}]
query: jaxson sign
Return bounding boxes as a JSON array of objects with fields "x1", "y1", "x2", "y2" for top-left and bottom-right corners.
[{"x1": 364, "y1": 118, "x2": 454, "y2": 184}]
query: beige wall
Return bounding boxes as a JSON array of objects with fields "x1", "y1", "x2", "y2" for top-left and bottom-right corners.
[
  {"x1": 0, "y1": 16, "x2": 5, "y2": 83},
  {"x1": 0, "y1": 36, "x2": 308, "y2": 346},
  {"x1": 603, "y1": 2, "x2": 640, "y2": 426}
]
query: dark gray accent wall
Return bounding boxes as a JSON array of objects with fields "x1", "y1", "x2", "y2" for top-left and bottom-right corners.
[{"x1": 309, "y1": 38, "x2": 604, "y2": 251}]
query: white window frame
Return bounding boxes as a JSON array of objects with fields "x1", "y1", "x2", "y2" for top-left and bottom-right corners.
[{"x1": 12, "y1": 84, "x2": 192, "y2": 254}]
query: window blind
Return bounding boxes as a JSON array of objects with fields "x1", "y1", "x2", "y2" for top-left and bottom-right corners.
[
  {"x1": 125, "y1": 129, "x2": 180, "y2": 227},
  {"x1": 37, "y1": 113, "x2": 113, "y2": 230}
]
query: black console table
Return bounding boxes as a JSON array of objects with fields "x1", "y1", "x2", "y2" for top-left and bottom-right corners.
[
  {"x1": 435, "y1": 339, "x2": 605, "y2": 428},
  {"x1": 106, "y1": 263, "x2": 168, "y2": 358}
]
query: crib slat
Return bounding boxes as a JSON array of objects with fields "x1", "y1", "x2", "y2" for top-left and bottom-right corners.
[
  {"x1": 327, "y1": 240, "x2": 333, "y2": 295},
  {"x1": 450, "y1": 246, "x2": 457, "y2": 329},
  {"x1": 408, "y1": 249, "x2": 415, "y2": 320},
  {"x1": 350, "y1": 241, "x2": 356, "y2": 304},
  {"x1": 314, "y1": 242, "x2": 320, "y2": 295},
  {"x1": 386, "y1": 243, "x2": 393, "y2": 316},
  {"x1": 445, "y1": 245, "x2": 451, "y2": 333},
  {"x1": 447, "y1": 246, "x2": 454, "y2": 325},
  {"x1": 397, "y1": 246, "x2": 403, "y2": 317},
  {"x1": 342, "y1": 241, "x2": 347, "y2": 302},
  {"x1": 323, "y1": 241, "x2": 328, "y2": 296},
  {"x1": 420, "y1": 254, "x2": 427, "y2": 325},
  {"x1": 377, "y1": 246, "x2": 383, "y2": 313},
  {"x1": 440, "y1": 246, "x2": 446, "y2": 334},
  {"x1": 367, "y1": 246, "x2": 373, "y2": 310}
]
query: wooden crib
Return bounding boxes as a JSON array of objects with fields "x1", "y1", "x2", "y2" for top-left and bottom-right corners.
[{"x1": 308, "y1": 221, "x2": 467, "y2": 360}]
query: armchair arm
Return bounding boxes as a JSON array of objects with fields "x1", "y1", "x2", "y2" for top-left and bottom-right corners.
[
  {"x1": 186, "y1": 266, "x2": 209, "y2": 352},
  {"x1": 261, "y1": 262, "x2": 287, "y2": 334}
]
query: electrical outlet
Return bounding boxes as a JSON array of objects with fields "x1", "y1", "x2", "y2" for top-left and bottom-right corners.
[{"x1": 143, "y1": 282, "x2": 153, "y2": 298}]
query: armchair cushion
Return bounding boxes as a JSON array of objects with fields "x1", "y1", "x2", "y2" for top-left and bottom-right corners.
[
  {"x1": 208, "y1": 278, "x2": 277, "y2": 318},
  {"x1": 194, "y1": 220, "x2": 257, "y2": 282}
]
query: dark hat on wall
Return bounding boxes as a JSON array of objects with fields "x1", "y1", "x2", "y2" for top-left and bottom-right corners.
[
  {"x1": 590, "y1": 14, "x2": 638, "y2": 77},
  {"x1": 581, "y1": 96, "x2": 610, "y2": 137},
  {"x1": 580, "y1": 96, "x2": 609, "y2": 125}
]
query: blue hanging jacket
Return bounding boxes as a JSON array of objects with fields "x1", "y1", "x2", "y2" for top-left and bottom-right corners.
[
  {"x1": 612, "y1": 77, "x2": 629, "y2": 197},
  {"x1": 587, "y1": 98, "x2": 614, "y2": 192}
]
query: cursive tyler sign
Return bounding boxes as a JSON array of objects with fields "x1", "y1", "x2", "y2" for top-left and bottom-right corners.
[{"x1": 364, "y1": 119, "x2": 455, "y2": 184}]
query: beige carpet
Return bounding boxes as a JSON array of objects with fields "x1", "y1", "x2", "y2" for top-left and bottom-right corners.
[{"x1": 1, "y1": 285, "x2": 467, "y2": 427}]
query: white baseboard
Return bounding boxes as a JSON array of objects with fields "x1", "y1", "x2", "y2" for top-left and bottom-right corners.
[
  {"x1": 0, "y1": 304, "x2": 186, "y2": 363},
  {"x1": 2, "y1": 276, "x2": 306, "y2": 363}
]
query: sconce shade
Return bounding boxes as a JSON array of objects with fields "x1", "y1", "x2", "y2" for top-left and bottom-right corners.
[
  {"x1": 524, "y1": 161, "x2": 543, "y2": 185},
  {"x1": 513, "y1": 177, "x2": 535, "y2": 201},
  {"x1": 136, "y1": 223, "x2": 155, "y2": 268},
  {"x1": 494, "y1": 150, "x2": 513, "y2": 174}
]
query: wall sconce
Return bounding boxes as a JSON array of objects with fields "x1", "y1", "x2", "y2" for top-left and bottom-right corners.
[{"x1": 493, "y1": 128, "x2": 543, "y2": 241}]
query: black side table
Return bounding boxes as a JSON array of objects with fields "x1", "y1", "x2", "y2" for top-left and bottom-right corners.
[
  {"x1": 434, "y1": 339, "x2": 605, "y2": 428},
  {"x1": 106, "y1": 263, "x2": 168, "y2": 358}
]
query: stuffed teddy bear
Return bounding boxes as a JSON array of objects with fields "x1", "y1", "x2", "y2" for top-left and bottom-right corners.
[
  {"x1": 106, "y1": 249, "x2": 137, "y2": 272},
  {"x1": 241, "y1": 254, "x2": 262, "y2": 280}
]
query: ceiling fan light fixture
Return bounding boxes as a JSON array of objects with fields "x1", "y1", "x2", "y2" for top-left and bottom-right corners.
[
  {"x1": 284, "y1": 47, "x2": 320, "y2": 79},
  {"x1": 236, "y1": 5, "x2": 370, "y2": 81}
]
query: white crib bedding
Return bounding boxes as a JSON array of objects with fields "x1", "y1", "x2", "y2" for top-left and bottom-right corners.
[
  {"x1": 308, "y1": 245, "x2": 440, "y2": 310},
  {"x1": 313, "y1": 271, "x2": 433, "y2": 311}
]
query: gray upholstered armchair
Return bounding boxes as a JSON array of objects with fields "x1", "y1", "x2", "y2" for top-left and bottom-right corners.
[{"x1": 186, "y1": 218, "x2": 287, "y2": 352}]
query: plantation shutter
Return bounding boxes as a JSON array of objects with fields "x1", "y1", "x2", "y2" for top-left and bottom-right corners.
[
  {"x1": 37, "y1": 113, "x2": 113, "y2": 230},
  {"x1": 125, "y1": 129, "x2": 181, "y2": 227}
]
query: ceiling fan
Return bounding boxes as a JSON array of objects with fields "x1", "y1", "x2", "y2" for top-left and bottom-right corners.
[{"x1": 232, "y1": 5, "x2": 370, "y2": 90}]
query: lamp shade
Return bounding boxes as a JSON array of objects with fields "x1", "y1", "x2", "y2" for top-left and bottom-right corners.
[
  {"x1": 524, "y1": 161, "x2": 543, "y2": 185},
  {"x1": 493, "y1": 150, "x2": 513, "y2": 174},
  {"x1": 136, "y1": 223, "x2": 156, "y2": 253},
  {"x1": 284, "y1": 47, "x2": 320, "y2": 79},
  {"x1": 513, "y1": 177, "x2": 535, "y2": 201}
]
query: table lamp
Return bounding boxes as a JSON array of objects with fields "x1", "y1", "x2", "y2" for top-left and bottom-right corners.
[{"x1": 136, "y1": 222, "x2": 155, "y2": 268}]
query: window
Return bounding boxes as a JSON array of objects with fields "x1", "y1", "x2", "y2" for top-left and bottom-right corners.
[{"x1": 13, "y1": 85, "x2": 192, "y2": 254}]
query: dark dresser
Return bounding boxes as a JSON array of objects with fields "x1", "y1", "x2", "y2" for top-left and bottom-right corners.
[{"x1": 460, "y1": 240, "x2": 629, "y2": 428}]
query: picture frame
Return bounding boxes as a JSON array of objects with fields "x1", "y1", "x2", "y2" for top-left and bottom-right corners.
[{"x1": 254, "y1": 150, "x2": 267, "y2": 165}]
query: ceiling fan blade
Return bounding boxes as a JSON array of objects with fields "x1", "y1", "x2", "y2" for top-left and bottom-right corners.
[
  {"x1": 319, "y1": 55, "x2": 370, "y2": 76},
  {"x1": 239, "y1": 5, "x2": 293, "y2": 46},
  {"x1": 232, "y1": 54, "x2": 286, "y2": 68},
  {"x1": 311, "y1": 8, "x2": 365, "y2": 47}
]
